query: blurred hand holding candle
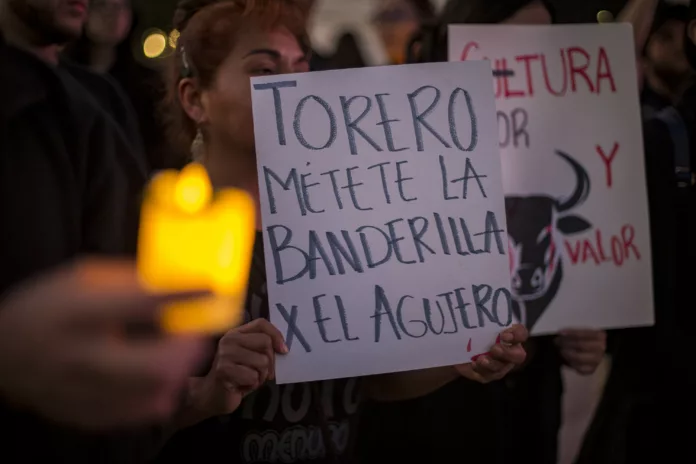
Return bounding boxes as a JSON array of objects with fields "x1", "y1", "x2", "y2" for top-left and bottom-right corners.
[{"x1": 137, "y1": 163, "x2": 256, "y2": 333}]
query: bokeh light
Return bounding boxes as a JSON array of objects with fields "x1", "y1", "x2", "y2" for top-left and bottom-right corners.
[
  {"x1": 597, "y1": 10, "x2": 614, "y2": 23},
  {"x1": 143, "y1": 30, "x2": 167, "y2": 58},
  {"x1": 169, "y1": 29, "x2": 180, "y2": 49}
]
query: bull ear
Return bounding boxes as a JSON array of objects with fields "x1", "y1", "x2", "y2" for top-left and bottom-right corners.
[{"x1": 557, "y1": 215, "x2": 592, "y2": 234}]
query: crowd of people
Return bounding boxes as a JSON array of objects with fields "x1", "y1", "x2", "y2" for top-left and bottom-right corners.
[{"x1": 0, "y1": 0, "x2": 692, "y2": 463}]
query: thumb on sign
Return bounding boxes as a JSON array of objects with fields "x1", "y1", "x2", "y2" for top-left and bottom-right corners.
[{"x1": 454, "y1": 324, "x2": 528, "y2": 384}]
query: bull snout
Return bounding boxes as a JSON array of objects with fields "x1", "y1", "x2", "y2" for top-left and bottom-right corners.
[{"x1": 511, "y1": 265, "x2": 546, "y2": 298}]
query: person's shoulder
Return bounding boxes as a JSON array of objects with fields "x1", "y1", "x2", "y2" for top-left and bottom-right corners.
[
  {"x1": 53, "y1": 62, "x2": 109, "y2": 121},
  {"x1": 61, "y1": 60, "x2": 127, "y2": 113},
  {"x1": 0, "y1": 39, "x2": 55, "y2": 124},
  {"x1": 61, "y1": 60, "x2": 142, "y2": 120},
  {"x1": 60, "y1": 61, "x2": 148, "y2": 175}
]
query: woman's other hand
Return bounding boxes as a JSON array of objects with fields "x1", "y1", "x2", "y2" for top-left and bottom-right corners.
[
  {"x1": 191, "y1": 319, "x2": 288, "y2": 421},
  {"x1": 556, "y1": 329, "x2": 607, "y2": 376}
]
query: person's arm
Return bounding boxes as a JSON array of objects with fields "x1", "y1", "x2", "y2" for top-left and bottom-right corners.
[
  {"x1": 616, "y1": 0, "x2": 660, "y2": 88},
  {"x1": 617, "y1": 0, "x2": 659, "y2": 51}
]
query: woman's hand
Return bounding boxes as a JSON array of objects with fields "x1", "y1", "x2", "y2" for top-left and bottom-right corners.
[
  {"x1": 190, "y1": 319, "x2": 288, "y2": 421},
  {"x1": 454, "y1": 324, "x2": 528, "y2": 384},
  {"x1": 556, "y1": 329, "x2": 606, "y2": 376}
]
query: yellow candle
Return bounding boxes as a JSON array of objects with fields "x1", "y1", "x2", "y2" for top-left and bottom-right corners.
[{"x1": 137, "y1": 163, "x2": 256, "y2": 334}]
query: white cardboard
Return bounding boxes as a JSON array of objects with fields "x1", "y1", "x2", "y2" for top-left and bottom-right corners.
[
  {"x1": 252, "y1": 62, "x2": 513, "y2": 383},
  {"x1": 449, "y1": 24, "x2": 655, "y2": 335}
]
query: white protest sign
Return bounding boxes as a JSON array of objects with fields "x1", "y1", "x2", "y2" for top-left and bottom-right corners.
[
  {"x1": 252, "y1": 62, "x2": 512, "y2": 383},
  {"x1": 449, "y1": 24, "x2": 655, "y2": 335}
]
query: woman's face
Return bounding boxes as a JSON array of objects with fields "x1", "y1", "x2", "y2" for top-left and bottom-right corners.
[
  {"x1": 502, "y1": 1, "x2": 551, "y2": 25},
  {"x1": 202, "y1": 25, "x2": 309, "y2": 158}
]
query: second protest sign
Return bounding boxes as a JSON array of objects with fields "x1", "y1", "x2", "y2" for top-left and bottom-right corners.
[{"x1": 449, "y1": 24, "x2": 655, "y2": 335}]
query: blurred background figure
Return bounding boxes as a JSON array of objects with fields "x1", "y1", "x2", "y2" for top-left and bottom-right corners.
[
  {"x1": 322, "y1": 32, "x2": 366, "y2": 69},
  {"x1": 65, "y1": 0, "x2": 176, "y2": 171},
  {"x1": 311, "y1": 30, "x2": 367, "y2": 70},
  {"x1": 0, "y1": 0, "x2": 196, "y2": 460},
  {"x1": 373, "y1": 0, "x2": 422, "y2": 64},
  {"x1": 76, "y1": 0, "x2": 132, "y2": 74},
  {"x1": 641, "y1": 2, "x2": 695, "y2": 116}
]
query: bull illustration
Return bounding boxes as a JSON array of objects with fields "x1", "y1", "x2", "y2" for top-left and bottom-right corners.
[{"x1": 505, "y1": 150, "x2": 592, "y2": 330}]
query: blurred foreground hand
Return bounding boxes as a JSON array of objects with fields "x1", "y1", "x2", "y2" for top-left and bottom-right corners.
[{"x1": 0, "y1": 259, "x2": 210, "y2": 430}]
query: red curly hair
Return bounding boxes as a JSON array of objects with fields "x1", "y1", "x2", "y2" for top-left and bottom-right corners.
[{"x1": 163, "y1": 0, "x2": 311, "y2": 155}]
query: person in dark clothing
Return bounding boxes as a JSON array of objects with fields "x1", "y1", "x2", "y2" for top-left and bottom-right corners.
[
  {"x1": 578, "y1": 5, "x2": 696, "y2": 462},
  {"x1": 577, "y1": 90, "x2": 694, "y2": 464},
  {"x1": 0, "y1": 0, "x2": 208, "y2": 459},
  {"x1": 62, "y1": 56, "x2": 147, "y2": 160},
  {"x1": 152, "y1": 1, "x2": 530, "y2": 463},
  {"x1": 66, "y1": 0, "x2": 179, "y2": 171},
  {"x1": 641, "y1": 3, "x2": 694, "y2": 118},
  {"x1": 641, "y1": 79, "x2": 673, "y2": 116},
  {"x1": 0, "y1": 0, "x2": 143, "y2": 302}
]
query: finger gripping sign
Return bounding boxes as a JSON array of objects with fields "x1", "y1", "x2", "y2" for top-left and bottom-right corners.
[
  {"x1": 449, "y1": 24, "x2": 655, "y2": 335},
  {"x1": 252, "y1": 62, "x2": 512, "y2": 384}
]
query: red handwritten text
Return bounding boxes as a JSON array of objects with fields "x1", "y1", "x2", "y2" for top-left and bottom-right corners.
[
  {"x1": 460, "y1": 42, "x2": 617, "y2": 100},
  {"x1": 565, "y1": 225, "x2": 641, "y2": 267},
  {"x1": 597, "y1": 142, "x2": 619, "y2": 188}
]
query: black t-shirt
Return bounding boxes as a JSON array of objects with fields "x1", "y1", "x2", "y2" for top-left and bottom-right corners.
[
  {"x1": 156, "y1": 235, "x2": 363, "y2": 464},
  {"x1": 357, "y1": 378, "x2": 506, "y2": 464}
]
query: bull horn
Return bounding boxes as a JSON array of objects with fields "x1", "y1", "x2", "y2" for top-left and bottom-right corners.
[{"x1": 556, "y1": 150, "x2": 590, "y2": 212}]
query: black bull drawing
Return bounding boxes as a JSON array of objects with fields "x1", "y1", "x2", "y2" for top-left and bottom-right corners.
[{"x1": 505, "y1": 150, "x2": 592, "y2": 330}]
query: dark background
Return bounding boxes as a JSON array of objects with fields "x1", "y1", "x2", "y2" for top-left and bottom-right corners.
[
  {"x1": 133, "y1": 0, "x2": 630, "y2": 34},
  {"x1": 128, "y1": 0, "x2": 633, "y2": 65}
]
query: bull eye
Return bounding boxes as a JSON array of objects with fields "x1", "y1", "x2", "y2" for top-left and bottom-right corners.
[
  {"x1": 531, "y1": 268, "x2": 544, "y2": 288},
  {"x1": 511, "y1": 274, "x2": 522, "y2": 290}
]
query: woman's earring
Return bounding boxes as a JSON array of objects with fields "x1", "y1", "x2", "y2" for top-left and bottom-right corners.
[{"x1": 191, "y1": 128, "x2": 205, "y2": 162}]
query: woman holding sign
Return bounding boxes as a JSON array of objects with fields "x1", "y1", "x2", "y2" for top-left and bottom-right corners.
[{"x1": 150, "y1": 1, "x2": 529, "y2": 464}]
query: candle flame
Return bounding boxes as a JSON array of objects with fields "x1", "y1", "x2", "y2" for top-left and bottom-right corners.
[
  {"x1": 174, "y1": 163, "x2": 212, "y2": 214},
  {"x1": 138, "y1": 163, "x2": 255, "y2": 334}
]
